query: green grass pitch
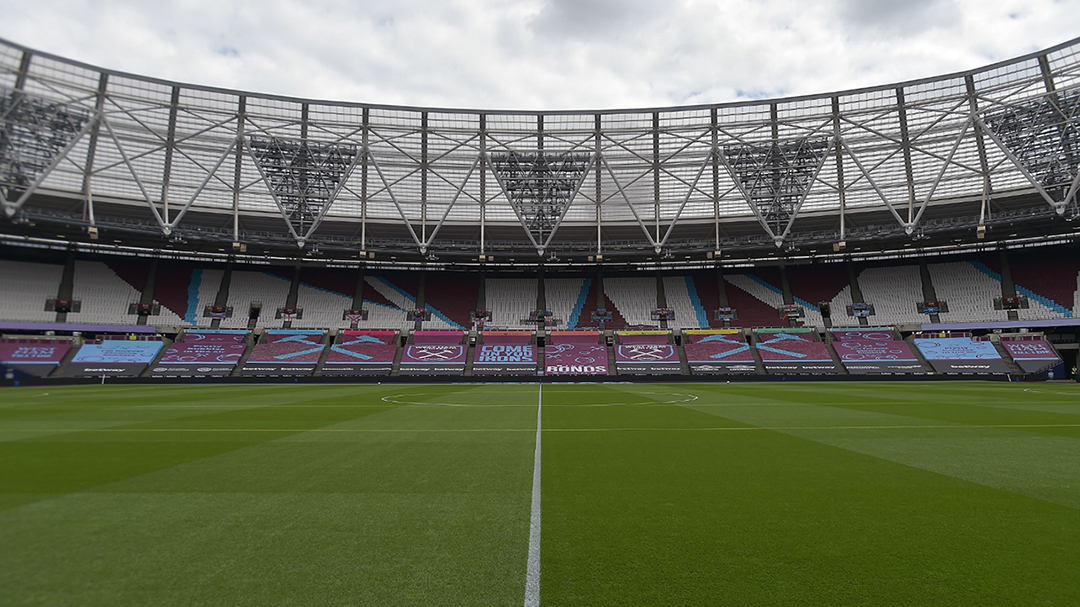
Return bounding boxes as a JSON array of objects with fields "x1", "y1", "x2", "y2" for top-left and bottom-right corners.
[{"x1": 1, "y1": 381, "x2": 1078, "y2": 606}]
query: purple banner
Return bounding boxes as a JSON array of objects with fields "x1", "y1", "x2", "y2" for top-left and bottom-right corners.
[
  {"x1": 545, "y1": 343, "x2": 609, "y2": 376},
  {"x1": 0, "y1": 341, "x2": 71, "y2": 377},
  {"x1": 0, "y1": 342, "x2": 70, "y2": 365},
  {"x1": 1002, "y1": 339, "x2": 1060, "y2": 374},
  {"x1": 831, "y1": 330, "x2": 925, "y2": 375},
  {"x1": 321, "y1": 340, "x2": 397, "y2": 376},
  {"x1": 399, "y1": 345, "x2": 467, "y2": 375},
  {"x1": 473, "y1": 344, "x2": 538, "y2": 376},
  {"x1": 614, "y1": 345, "x2": 681, "y2": 375}
]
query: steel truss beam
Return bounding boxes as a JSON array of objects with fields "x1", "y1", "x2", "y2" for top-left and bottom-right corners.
[
  {"x1": 979, "y1": 87, "x2": 1080, "y2": 214},
  {"x1": 488, "y1": 150, "x2": 594, "y2": 255},
  {"x1": 0, "y1": 91, "x2": 94, "y2": 217},
  {"x1": 246, "y1": 136, "x2": 361, "y2": 246}
]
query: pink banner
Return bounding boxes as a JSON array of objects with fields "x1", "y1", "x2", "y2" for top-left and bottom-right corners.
[{"x1": 545, "y1": 343, "x2": 608, "y2": 375}]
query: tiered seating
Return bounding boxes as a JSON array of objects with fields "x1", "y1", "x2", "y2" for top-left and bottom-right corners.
[
  {"x1": 322, "y1": 330, "x2": 397, "y2": 376},
  {"x1": 855, "y1": 265, "x2": 927, "y2": 325},
  {"x1": 786, "y1": 264, "x2": 852, "y2": 327},
  {"x1": 912, "y1": 335, "x2": 1010, "y2": 374},
  {"x1": 604, "y1": 277, "x2": 658, "y2": 326},
  {"x1": 614, "y1": 330, "x2": 678, "y2": 374},
  {"x1": 150, "y1": 330, "x2": 248, "y2": 377},
  {"x1": 0, "y1": 338, "x2": 72, "y2": 376},
  {"x1": 291, "y1": 267, "x2": 357, "y2": 330},
  {"x1": 545, "y1": 277, "x2": 592, "y2": 329},
  {"x1": 62, "y1": 338, "x2": 164, "y2": 377},
  {"x1": 545, "y1": 330, "x2": 608, "y2": 376},
  {"x1": 64, "y1": 261, "x2": 142, "y2": 325},
  {"x1": 0, "y1": 259, "x2": 63, "y2": 322},
  {"x1": 151, "y1": 263, "x2": 223, "y2": 326},
  {"x1": 364, "y1": 273, "x2": 459, "y2": 330},
  {"x1": 993, "y1": 250, "x2": 1080, "y2": 320},
  {"x1": 928, "y1": 261, "x2": 1009, "y2": 323},
  {"x1": 219, "y1": 271, "x2": 291, "y2": 329},
  {"x1": 400, "y1": 330, "x2": 467, "y2": 375},
  {"x1": 684, "y1": 330, "x2": 757, "y2": 374},
  {"x1": 424, "y1": 273, "x2": 478, "y2": 329},
  {"x1": 689, "y1": 271, "x2": 723, "y2": 328},
  {"x1": 724, "y1": 271, "x2": 784, "y2": 328},
  {"x1": 830, "y1": 328, "x2": 924, "y2": 374},
  {"x1": 1000, "y1": 335, "x2": 1061, "y2": 374},
  {"x1": 412, "y1": 331, "x2": 464, "y2": 345},
  {"x1": 474, "y1": 330, "x2": 536, "y2": 376},
  {"x1": 663, "y1": 276, "x2": 710, "y2": 329},
  {"x1": 754, "y1": 329, "x2": 837, "y2": 374},
  {"x1": 240, "y1": 330, "x2": 325, "y2": 377},
  {"x1": 486, "y1": 278, "x2": 538, "y2": 328},
  {"x1": 617, "y1": 331, "x2": 670, "y2": 344}
]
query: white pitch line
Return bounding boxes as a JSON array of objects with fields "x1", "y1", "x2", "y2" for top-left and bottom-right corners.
[{"x1": 524, "y1": 381, "x2": 542, "y2": 607}]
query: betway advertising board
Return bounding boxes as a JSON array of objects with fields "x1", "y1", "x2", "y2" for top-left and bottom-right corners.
[
  {"x1": 61, "y1": 341, "x2": 164, "y2": 377},
  {"x1": 472, "y1": 345, "x2": 537, "y2": 376},
  {"x1": 913, "y1": 338, "x2": 1011, "y2": 374},
  {"x1": 0, "y1": 341, "x2": 71, "y2": 377},
  {"x1": 320, "y1": 332, "x2": 397, "y2": 376},
  {"x1": 544, "y1": 343, "x2": 609, "y2": 376},
  {"x1": 831, "y1": 330, "x2": 927, "y2": 375},
  {"x1": 398, "y1": 345, "x2": 467, "y2": 375},
  {"x1": 1002, "y1": 340, "x2": 1061, "y2": 374},
  {"x1": 684, "y1": 332, "x2": 757, "y2": 375},
  {"x1": 149, "y1": 340, "x2": 247, "y2": 378},
  {"x1": 614, "y1": 345, "x2": 681, "y2": 375}
]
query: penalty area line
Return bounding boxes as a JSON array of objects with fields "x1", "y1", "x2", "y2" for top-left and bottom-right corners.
[{"x1": 524, "y1": 382, "x2": 542, "y2": 607}]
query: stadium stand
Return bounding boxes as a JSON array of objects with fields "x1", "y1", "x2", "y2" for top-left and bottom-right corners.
[
  {"x1": 724, "y1": 271, "x2": 784, "y2": 328},
  {"x1": 854, "y1": 265, "x2": 927, "y2": 325},
  {"x1": 322, "y1": 330, "x2": 398, "y2": 376},
  {"x1": 988, "y1": 250, "x2": 1080, "y2": 320},
  {"x1": 0, "y1": 259, "x2": 63, "y2": 322},
  {"x1": 604, "y1": 277, "x2": 658, "y2": 327},
  {"x1": 240, "y1": 330, "x2": 326, "y2": 376},
  {"x1": 289, "y1": 267, "x2": 357, "y2": 330},
  {"x1": 412, "y1": 330, "x2": 464, "y2": 345},
  {"x1": 687, "y1": 272, "x2": 724, "y2": 328},
  {"x1": 400, "y1": 331, "x2": 467, "y2": 375},
  {"x1": 912, "y1": 334, "x2": 1010, "y2": 374},
  {"x1": 64, "y1": 261, "x2": 142, "y2": 325},
  {"x1": 545, "y1": 330, "x2": 608, "y2": 375},
  {"x1": 999, "y1": 335, "x2": 1061, "y2": 374},
  {"x1": 486, "y1": 278, "x2": 538, "y2": 328},
  {"x1": 474, "y1": 330, "x2": 537, "y2": 376},
  {"x1": 663, "y1": 276, "x2": 710, "y2": 329},
  {"x1": 830, "y1": 328, "x2": 926, "y2": 374},
  {"x1": 151, "y1": 263, "x2": 223, "y2": 326},
  {"x1": 423, "y1": 273, "x2": 478, "y2": 329},
  {"x1": 219, "y1": 271, "x2": 291, "y2": 329},
  {"x1": 0, "y1": 338, "x2": 72, "y2": 377},
  {"x1": 545, "y1": 277, "x2": 592, "y2": 329},
  {"x1": 684, "y1": 330, "x2": 758, "y2": 374},
  {"x1": 754, "y1": 329, "x2": 837, "y2": 374},
  {"x1": 62, "y1": 338, "x2": 164, "y2": 377},
  {"x1": 928, "y1": 261, "x2": 1010, "y2": 323},
  {"x1": 150, "y1": 329, "x2": 248, "y2": 377},
  {"x1": 786, "y1": 264, "x2": 852, "y2": 328}
]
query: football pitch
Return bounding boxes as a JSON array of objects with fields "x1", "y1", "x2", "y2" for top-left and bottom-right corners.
[{"x1": 1, "y1": 381, "x2": 1078, "y2": 606}]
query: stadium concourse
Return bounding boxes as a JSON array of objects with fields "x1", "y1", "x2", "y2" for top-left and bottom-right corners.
[{"x1": 0, "y1": 245, "x2": 1076, "y2": 383}]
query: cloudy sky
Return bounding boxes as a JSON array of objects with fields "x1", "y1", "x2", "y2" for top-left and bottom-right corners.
[{"x1": 1, "y1": 0, "x2": 1077, "y2": 110}]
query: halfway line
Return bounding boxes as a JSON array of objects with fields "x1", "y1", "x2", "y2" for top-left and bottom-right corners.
[{"x1": 524, "y1": 382, "x2": 542, "y2": 607}]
